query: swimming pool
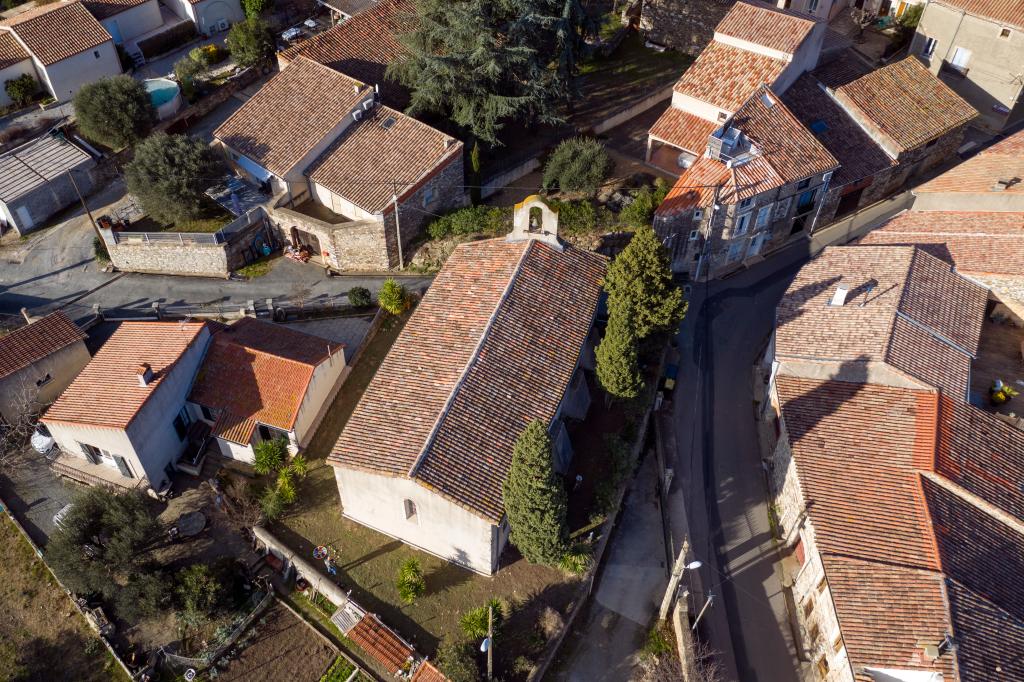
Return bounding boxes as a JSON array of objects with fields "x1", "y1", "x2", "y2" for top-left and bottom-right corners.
[{"x1": 143, "y1": 78, "x2": 183, "y2": 119}]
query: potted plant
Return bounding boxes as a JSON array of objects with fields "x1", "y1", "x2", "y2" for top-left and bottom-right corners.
[{"x1": 990, "y1": 379, "x2": 1019, "y2": 404}]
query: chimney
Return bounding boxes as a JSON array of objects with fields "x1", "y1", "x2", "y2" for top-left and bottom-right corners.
[{"x1": 137, "y1": 363, "x2": 153, "y2": 387}]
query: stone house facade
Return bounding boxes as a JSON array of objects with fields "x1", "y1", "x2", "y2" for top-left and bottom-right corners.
[
  {"x1": 639, "y1": 0, "x2": 735, "y2": 55},
  {"x1": 215, "y1": 55, "x2": 465, "y2": 272},
  {"x1": 911, "y1": 0, "x2": 1024, "y2": 132}
]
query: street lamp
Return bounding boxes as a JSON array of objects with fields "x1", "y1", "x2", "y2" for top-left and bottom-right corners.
[
  {"x1": 480, "y1": 604, "x2": 494, "y2": 681},
  {"x1": 684, "y1": 561, "x2": 703, "y2": 570}
]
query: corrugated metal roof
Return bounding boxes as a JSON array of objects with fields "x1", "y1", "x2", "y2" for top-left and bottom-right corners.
[{"x1": 0, "y1": 133, "x2": 94, "y2": 204}]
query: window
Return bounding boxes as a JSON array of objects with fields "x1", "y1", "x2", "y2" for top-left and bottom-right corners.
[
  {"x1": 816, "y1": 576, "x2": 827, "y2": 594},
  {"x1": 797, "y1": 178, "x2": 812, "y2": 190},
  {"x1": 808, "y1": 0, "x2": 819, "y2": 12},
  {"x1": 173, "y1": 407, "x2": 191, "y2": 441},
  {"x1": 922, "y1": 37, "x2": 938, "y2": 57},
  {"x1": 774, "y1": 196, "x2": 792, "y2": 218},
  {"x1": 200, "y1": 405, "x2": 215, "y2": 421},
  {"x1": 403, "y1": 499, "x2": 418, "y2": 520},
  {"x1": 717, "y1": 111, "x2": 728, "y2": 122},
  {"x1": 738, "y1": 197, "x2": 754, "y2": 210},
  {"x1": 693, "y1": 208, "x2": 703, "y2": 221},
  {"x1": 796, "y1": 189, "x2": 817, "y2": 214},
  {"x1": 727, "y1": 240, "x2": 745, "y2": 262},
  {"x1": 832, "y1": 634, "x2": 843, "y2": 653},
  {"x1": 950, "y1": 46, "x2": 971, "y2": 72},
  {"x1": 816, "y1": 655, "x2": 830, "y2": 676},
  {"x1": 80, "y1": 443, "x2": 103, "y2": 464},
  {"x1": 755, "y1": 205, "x2": 772, "y2": 229},
  {"x1": 422, "y1": 186, "x2": 436, "y2": 207},
  {"x1": 809, "y1": 624, "x2": 820, "y2": 642},
  {"x1": 93, "y1": 50, "x2": 100, "y2": 59},
  {"x1": 35, "y1": 373, "x2": 52, "y2": 387},
  {"x1": 1000, "y1": 27, "x2": 1012, "y2": 38},
  {"x1": 803, "y1": 597, "x2": 814, "y2": 618},
  {"x1": 734, "y1": 211, "x2": 752, "y2": 236},
  {"x1": 689, "y1": 230, "x2": 699, "y2": 241}
]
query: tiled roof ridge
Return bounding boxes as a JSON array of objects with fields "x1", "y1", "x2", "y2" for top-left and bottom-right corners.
[
  {"x1": 922, "y1": 469, "x2": 1024, "y2": 539},
  {"x1": 406, "y1": 239, "x2": 534, "y2": 480},
  {"x1": 819, "y1": 549, "x2": 945, "y2": 577},
  {"x1": 216, "y1": 331, "x2": 338, "y2": 368},
  {"x1": 291, "y1": 52, "x2": 365, "y2": 86},
  {"x1": 896, "y1": 249, "x2": 982, "y2": 358}
]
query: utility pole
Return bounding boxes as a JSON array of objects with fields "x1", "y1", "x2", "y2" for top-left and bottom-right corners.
[
  {"x1": 67, "y1": 169, "x2": 103, "y2": 244},
  {"x1": 392, "y1": 181, "x2": 404, "y2": 270},
  {"x1": 487, "y1": 604, "x2": 493, "y2": 681},
  {"x1": 691, "y1": 592, "x2": 715, "y2": 632}
]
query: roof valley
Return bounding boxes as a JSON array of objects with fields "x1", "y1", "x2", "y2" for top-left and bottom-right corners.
[{"x1": 406, "y1": 239, "x2": 534, "y2": 480}]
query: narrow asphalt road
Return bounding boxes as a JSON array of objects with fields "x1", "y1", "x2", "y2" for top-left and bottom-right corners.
[{"x1": 0, "y1": 179, "x2": 432, "y2": 323}]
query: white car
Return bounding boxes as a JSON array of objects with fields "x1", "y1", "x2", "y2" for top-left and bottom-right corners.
[{"x1": 30, "y1": 424, "x2": 55, "y2": 455}]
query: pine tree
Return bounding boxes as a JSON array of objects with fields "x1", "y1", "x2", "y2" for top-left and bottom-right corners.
[
  {"x1": 502, "y1": 420, "x2": 568, "y2": 565},
  {"x1": 603, "y1": 226, "x2": 687, "y2": 339},
  {"x1": 387, "y1": 0, "x2": 559, "y2": 145},
  {"x1": 595, "y1": 305, "x2": 643, "y2": 400}
]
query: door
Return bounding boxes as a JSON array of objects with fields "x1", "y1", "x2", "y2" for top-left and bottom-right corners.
[
  {"x1": 950, "y1": 47, "x2": 971, "y2": 73},
  {"x1": 114, "y1": 455, "x2": 134, "y2": 479},
  {"x1": 15, "y1": 205, "x2": 33, "y2": 231},
  {"x1": 746, "y1": 233, "x2": 767, "y2": 259},
  {"x1": 108, "y1": 19, "x2": 123, "y2": 44}
]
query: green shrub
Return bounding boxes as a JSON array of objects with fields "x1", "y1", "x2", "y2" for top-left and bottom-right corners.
[
  {"x1": 542, "y1": 137, "x2": 612, "y2": 195},
  {"x1": 242, "y1": 0, "x2": 274, "y2": 18},
  {"x1": 348, "y1": 286, "x2": 372, "y2": 307},
  {"x1": 93, "y1": 236, "x2": 110, "y2": 264},
  {"x1": 190, "y1": 43, "x2": 227, "y2": 66},
  {"x1": 396, "y1": 558, "x2": 426, "y2": 604},
  {"x1": 260, "y1": 486, "x2": 285, "y2": 520},
  {"x1": 276, "y1": 471, "x2": 297, "y2": 504},
  {"x1": 320, "y1": 656, "x2": 357, "y2": 682},
  {"x1": 619, "y1": 178, "x2": 669, "y2": 228},
  {"x1": 4, "y1": 74, "x2": 38, "y2": 107},
  {"x1": 174, "y1": 56, "x2": 205, "y2": 98},
  {"x1": 378, "y1": 278, "x2": 408, "y2": 315},
  {"x1": 253, "y1": 437, "x2": 287, "y2": 475},
  {"x1": 227, "y1": 18, "x2": 274, "y2": 68},
  {"x1": 641, "y1": 623, "x2": 672, "y2": 659},
  {"x1": 137, "y1": 21, "x2": 197, "y2": 59},
  {"x1": 559, "y1": 545, "x2": 592, "y2": 575},
  {"x1": 426, "y1": 205, "x2": 511, "y2": 240},
  {"x1": 459, "y1": 598, "x2": 505, "y2": 639},
  {"x1": 552, "y1": 199, "x2": 596, "y2": 235}
]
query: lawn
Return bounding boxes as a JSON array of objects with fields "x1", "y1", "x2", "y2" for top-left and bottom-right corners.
[
  {"x1": 269, "y1": 309, "x2": 583, "y2": 678},
  {"x1": 0, "y1": 514, "x2": 130, "y2": 682},
  {"x1": 125, "y1": 198, "x2": 233, "y2": 234},
  {"x1": 235, "y1": 254, "x2": 278, "y2": 279}
]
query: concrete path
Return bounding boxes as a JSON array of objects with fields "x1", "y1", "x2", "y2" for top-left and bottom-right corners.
[{"x1": 551, "y1": 452, "x2": 668, "y2": 681}]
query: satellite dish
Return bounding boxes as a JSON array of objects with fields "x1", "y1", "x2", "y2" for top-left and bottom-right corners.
[{"x1": 184, "y1": 670, "x2": 196, "y2": 681}]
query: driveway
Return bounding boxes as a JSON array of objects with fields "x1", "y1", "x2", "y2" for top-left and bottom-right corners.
[{"x1": 0, "y1": 451, "x2": 82, "y2": 546}]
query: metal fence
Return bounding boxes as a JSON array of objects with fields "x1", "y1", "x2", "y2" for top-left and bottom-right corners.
[
  {"x1": 108, "y1": 207, "x2": 268, "y2": 247},
  {"x1": 162, "y1": 588, "x2": 276, "y2": 672}
]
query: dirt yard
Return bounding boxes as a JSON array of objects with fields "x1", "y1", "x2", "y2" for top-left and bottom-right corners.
[
  {"x1": 216, "y1": 600, "x2": 336, "y2": 682},
  {"x1": 0, "y1": 514, "x2": 129, "y2": 682}
]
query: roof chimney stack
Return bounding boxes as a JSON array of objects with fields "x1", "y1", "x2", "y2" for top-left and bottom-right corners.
[{"x1": 137, "y1": 363, "x2": 153, "y2": 387}]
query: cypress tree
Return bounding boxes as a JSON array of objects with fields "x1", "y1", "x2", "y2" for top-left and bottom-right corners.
[
  {"x1": 503, "y1": 420, "x2": 568, "y2": 565},
  {"x1": 603, "y1": 226, "x2": 687, "y2": 339},
  {"x1": 595, "y1": 305, "x2": 643, "y2": 400}
]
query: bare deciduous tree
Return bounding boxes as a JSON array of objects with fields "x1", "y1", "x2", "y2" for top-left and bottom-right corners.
[
  {"x1": 0, "y1": 384, "x2": 46, "y2": 473},
  {"x1": 222, "y1": 477, "x2": 265, "y2": 529},
  {"x1": 849, "y1": 7, "x2": 878, "y2": 41}
]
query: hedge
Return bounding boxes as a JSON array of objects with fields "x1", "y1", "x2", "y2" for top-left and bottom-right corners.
[{"x1": 138, "y1": 21, "x2": 198, "y2": 59}]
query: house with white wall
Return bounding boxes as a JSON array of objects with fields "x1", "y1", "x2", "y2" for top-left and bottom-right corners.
[
  {"x1": 162, "y1": 0, "x2": 244, "y2": 36},
  {"x1": 188, "y1": 318, "x2": 347, "y2": 463},
  {"x1": 214, "y1": 55, "x2": 465, "y2": 270},
  {"x1": 82, "y1": 0, "x2": 163, "y2": 45},
  {"x1": 0, "y1": 312, "x2": 89, "y2": 424},
  {"x1": 0, "y1": 1, "x2": 121, "y2": 104},
  {"x1": 329, "y1": 199, "x2": 605, "y2": 575},
  {"x1": 42, "y1": 317, "x2": 346, "y2": 490},
  {"x1": 43, "y1": 322, "x2": 211, "y2": 492}
]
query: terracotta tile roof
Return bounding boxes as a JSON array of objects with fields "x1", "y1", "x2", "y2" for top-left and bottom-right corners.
[
  {"x1": 656, "y1": 156, "x2": 730, "y2": 215},
  {"x1": 280, "y1": 0, "x2": 411, "y2": 107},
  {"x1": 0, "y1": 30, "x2": 28, "y2": 69},
  {"x1": 189, "y1": 318, "x2": 343, "y2": 440},
  {"x1": 214, "y1": 56, "x2": 369, "y2": 178},
  {"x1": 936, "y1": 395, "x2": 1024, "y2": 522},
  {"x1": 861, "y1": 210, "x2": 1024, "y2": 276},
  {"x1": 777, "y1": 377, "x2": 941, "y2": 568},
  {"x1": 775, "y1": 245, "x2": 986, "y2": 394},
  {"x1": 933, "y1": 0, "x2": 1024, "y2": 29},
  {"x1": 647, "y1": 106, "x2": 717, "y2": 155},
  {"x1": 411, "y1": 660, "x2": 448, "y2": 682},
  {"x1": 823, "y1": 555, "x2": 954, "y2": 680},
  {"x1": 714, "y1": 0, "x2": 816, "y2": 55},
  {"x1": 672, "y1": 41, "x2": 787, "y2": 112},
  {"x1": 307, "y1": 104, "x2": 461, "y2": 214},
  {"x1": 783, "y1": 73, "x2": 896, "y2": 186},
  {"x1": 330, "y1": 237, "x2": 606, "y2": 522},
  {"x1": 0, "y1": 2, "x2": 111, "y2": 66},
  {"x1": 916, "y1": 129, "x2": 1024, "y2": 195},
  {"x1": 43, "y1": 322, "x2": 207, "y2": 429},
  {"x1": 348, "y1": 614, "x2": 414, "y2": 674},
  {"x1": 832, "y1": 57, "x2": 977, "y2": 154},
  {"x1": 81, "y1": 0, "x2": 149, "y2": 21},
  {"x1": 944, "y1": 578, "x2": 1024, "y2": 681},
  {"x1": 0, "y1": 312, "x2": 85, "y2": 381},
  {"x1": 809, "y1": 50, "x2": 873, "y2": 89}
]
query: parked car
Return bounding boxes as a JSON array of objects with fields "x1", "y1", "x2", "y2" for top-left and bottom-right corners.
[{"x1": 30, "y1": 423, "x2": 55, "y2": 455}]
